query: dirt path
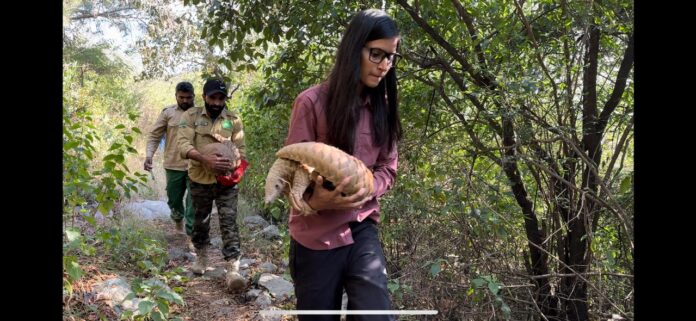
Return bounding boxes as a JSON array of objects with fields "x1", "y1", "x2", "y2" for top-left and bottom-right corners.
[{"x1": 155, "y1": 201, "x2": 292, "y2": 321}]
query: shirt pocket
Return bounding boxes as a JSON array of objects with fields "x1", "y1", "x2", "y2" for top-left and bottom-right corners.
[
  {"x1": 217, "y1": 126, "x2": 233, "y2": 140},
  {"x1": 167, "y1": 115, "x2": 181, "y2": 128},
  {"x1": 193, "y1": 120, "x2": 211, "y2": 136}
]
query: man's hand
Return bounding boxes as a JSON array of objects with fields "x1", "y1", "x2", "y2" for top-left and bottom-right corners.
[
  {"x1": 186, "y1": 148, "x2": 234, "y2": 175},
  {"x1": 203, "y1": 153, "x2": 233, "y2": 175},
  {"x1": 306, "y1": 175, "x2": 371, "y2": 211},
  {"x1": 144, "y1": 157, "x2": 153, "y2": 171}
]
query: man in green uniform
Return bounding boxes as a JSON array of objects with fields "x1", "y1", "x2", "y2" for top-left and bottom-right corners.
[
  {"x1": 144, "y1": 82, "x2": 196, "y2": 236},
  {"x1": 176, "y1": 78, "x2": 248, "y2": 293}
]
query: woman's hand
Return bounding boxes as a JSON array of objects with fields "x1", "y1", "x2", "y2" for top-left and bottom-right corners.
[{"x1": 306, "y1": 175, "x2": 372, "y2": 211}]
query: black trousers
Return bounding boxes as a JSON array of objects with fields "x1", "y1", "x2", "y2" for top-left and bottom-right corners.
[{"x1": 289, "y1": 219, "x2": 396, "y2": 321}]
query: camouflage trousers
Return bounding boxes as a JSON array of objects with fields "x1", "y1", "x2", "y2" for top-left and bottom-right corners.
[{"x1": 188, "y1": 179, "x2": 241, "y2": 261}]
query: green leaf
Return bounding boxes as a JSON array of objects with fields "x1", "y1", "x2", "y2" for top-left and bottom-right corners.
[
  {"x1": 151, "y1": 310, "x2": 165, "y2": 321},
  {"x1": 159, "y1": 291, "x2": 184, "y2": 306},
  {"x1": 115, "y1": 124, "x2": 126, "y2": 130},
  {"x1": 500, "y1": 301, "x2": 512, "y2": 318},
  {"x1": 124, "y1": 135, "x2": 133, "y2": 144},
  {"x1": 156, "y1": 300, "x2": 170, "y2": 316},
  {"x1": 138, "y1": 299, "x2": 155, "y2": 316},
  {"x1": 64, "y1": 280, "x2": 73, "y2": 296},
  {"x1": 97, "y1": 201, "x2": 113, "y2": 215},
  {"x1": 103, "y1": 161, "x2": 116, "y2": 171},
  {"x1": 270, "y1": 207, "x2": 280, "y2": 220},
  {"x1": 387, "y1": 280, "x2": 400, "y2": 293},
  {"x1": 64, "y1": 141, "x2": 79, "y2": 150},
  {"x1": 121, "y1": 310, "x2": 134, "y2": 319},
  {"x1": 131, "y1": 127, "x2": 142, "y2": 134},
  {"x1": 108, "y1": 143, "x2": 122, "y2": 151},
  {"x1": 620, "y1": 175, "x2": 632, "y2": 193},
  {"x1": 429, "y1": 262, "x2": 442, "y2": 277},
  {"x1": 488, "y1": 280, "x2": 501, "y2": 295},
  {"x1": 67, "y1": 259, "x2": 83, "y2": 281},
  {"x1": 65, "y1": 227, "x2": 81, "y2": 243},
  {"x1": 84, "y1": 215, "x2": 97, "y2": 227},
  {"x1": 113, "y1": 170, "x2": 126, "y2": 180},
  {"x1": 123, "y1": 292, "x2": 136, "y2": 302},
  {"x1": 472, "y1": 278, "x2": 486, "y2": 288}
]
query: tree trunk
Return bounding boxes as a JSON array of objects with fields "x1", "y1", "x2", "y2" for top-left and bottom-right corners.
[{"x1": 501, "y1": 115, "x2": 561, "y2": 320}]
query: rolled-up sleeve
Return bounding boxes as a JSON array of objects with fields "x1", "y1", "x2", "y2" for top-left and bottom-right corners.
[{"x1": 371, "y1": 144, "x2": 398, "y2": 199}]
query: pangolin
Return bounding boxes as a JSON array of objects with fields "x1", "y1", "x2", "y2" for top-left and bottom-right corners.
[
  {"x1": 199, "y1": 140, "x2": 240, "y2": 174},
  {"x1": 264, "y1": 142, "x2": 374, "y2": 215}
]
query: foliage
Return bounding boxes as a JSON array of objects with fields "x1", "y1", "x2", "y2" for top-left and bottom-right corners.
[
  {"x1": 63, "y1": 47, "x2": 148, "y2": 222},
  {"x1": 120, "y1": 276, "x2": 185, "y2": 321},
  {"x1": 64, "y1": 10, "x2": 186, "y2": 320}
]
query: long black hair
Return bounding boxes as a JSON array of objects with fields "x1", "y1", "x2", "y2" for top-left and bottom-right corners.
[{"x1": 325, "y1": 9, "x2": 402, "y2": 155}]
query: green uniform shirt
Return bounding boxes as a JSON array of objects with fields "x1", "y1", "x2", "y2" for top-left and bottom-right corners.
[
  {"x1": 145, "y1": 104, "x2": 190, "y2": 171},
  {"x1": 176, "y1": 106, "x2": 246, "y2": 184}
]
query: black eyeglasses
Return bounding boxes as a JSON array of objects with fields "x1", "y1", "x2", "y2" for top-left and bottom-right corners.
[{"x1": 365, "y1": 47, "x2": 401, "y2": 66}]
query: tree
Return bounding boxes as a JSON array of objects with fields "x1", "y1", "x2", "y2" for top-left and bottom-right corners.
[
  {"x1": 392, "y1": 1, "x2": 633, "y2": 319},
  {"x1": 65, "y1": 0, "x2": 232, "y2": 80}
]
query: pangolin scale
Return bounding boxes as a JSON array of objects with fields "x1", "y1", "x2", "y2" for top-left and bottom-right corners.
[{"x1": 264, "y1": 142, "x2": 374, "y2": 215}]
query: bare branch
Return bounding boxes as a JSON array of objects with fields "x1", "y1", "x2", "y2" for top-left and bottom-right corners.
[
  {"x1": 395, "y1": 0, "x2": 494, "y2": 89},
  {"x1": 71, "y1": 7, "x2": 139, "y2": 21},
  {"x1": 450, "y1": 0, "x2": 487, "y2": 67},
  {"x1": 597, "y1": 32, "x2": 634, "y2": 135},
  {"x1": 512, "y1": 0, "x2": 562, "y2": 113}
]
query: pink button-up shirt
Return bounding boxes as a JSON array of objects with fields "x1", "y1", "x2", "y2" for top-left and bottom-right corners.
[{"x1": 285, "y1": 84, "x2": 398, "y2": 250}]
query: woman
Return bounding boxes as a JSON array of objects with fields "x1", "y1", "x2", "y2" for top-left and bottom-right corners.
[{"x1": 284, "y1": 8, "x2": 402, "y2": 321}]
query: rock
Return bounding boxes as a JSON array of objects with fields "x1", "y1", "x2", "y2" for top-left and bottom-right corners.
[
  {"x1": 168, "y1": 248, "x2": 188, "y2": 261},
  {"x1": 258, "y1": 273, "x2": 294, "y2": 300},
  {"x1": 243, "y1": 215, "x2": 270, "y2": 229},
  {"x1": 259, "y1": 225, "x2": 281, "y2": 240},
  {"x1": 121, "y1": 200, "x2": 171, "y2": 220},
  {"x1": 240, "y1": 258, "x2": 257, "y2": 268},
  {"x1": 204, "y1": 266, "x2": 227, "y2": 280},
  {"x1": 259, "y1": 262, "x2": 277, "y2": 273},
  {"x1": 255, "y1": 292, "x2": 273, "y2": 308},
  {"x1": 245, "y1": 289, "x2": 262, "y2": 300},
  {"x1": 93, "y1": 277, "x2": 132, "y2": 305},
  {"x1": 210, "y1": 237, "x2": 223, "y2": 249},
  {"x1": 92, "y1": 277, "x2": 145, "y2": 316}
]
